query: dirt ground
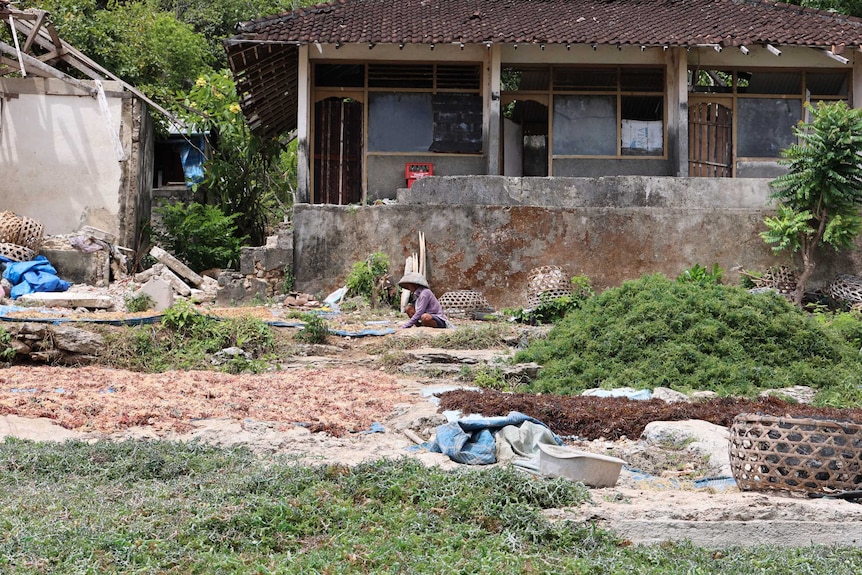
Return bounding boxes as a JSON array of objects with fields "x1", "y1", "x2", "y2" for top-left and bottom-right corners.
[{"x1": 1, "y1": 316, "x2": 861, "y2": 547}]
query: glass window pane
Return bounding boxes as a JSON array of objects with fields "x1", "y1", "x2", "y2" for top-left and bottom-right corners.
[
  {"x1": 737, "y1": 98, "x2": 801, "y2": 157},
  {"x1": 368, "y1": 93, "x2": 433, "y2": 152},
  {"x1": 553, "y1": 95, "x2": 617, "y2": 155}
]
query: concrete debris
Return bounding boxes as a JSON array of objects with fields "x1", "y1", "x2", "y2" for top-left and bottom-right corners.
[
  {"x1": 17, "y1": 291, "x2": 113, "y2": 309},
  {"x1": 136, "y1": 277, "x2": 174, "y2": 312},
  {"x1": 149, "y1": 245, "x2": 204, "y2": 287}
]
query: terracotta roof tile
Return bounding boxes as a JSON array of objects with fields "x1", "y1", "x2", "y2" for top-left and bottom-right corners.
[{"x1": 234, "y1": 0, "x2": 862, "y2": 48}]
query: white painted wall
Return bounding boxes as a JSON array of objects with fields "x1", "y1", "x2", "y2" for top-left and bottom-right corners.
[{"x1": 0, "y1": 78, "x2": 126, "y2": 238}]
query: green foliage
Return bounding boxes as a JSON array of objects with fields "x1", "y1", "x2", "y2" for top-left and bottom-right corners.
[
  {"x1": 815, "y1": 310, "x2": 862, "y2": 350},
  {"x1": 345, "y1": 252, "x2": 390, "y2": 302},
  {"x1": 124, "y1": 292, "x2": 154, "y2": 313},
  {"x1": 294, "y1": 313, "x2": 330, "y2": 344},
  {"x1": 517, "y1": 274, "x2": 862, "y2": 404},
  {"x1": 762, "y1": 101, "x2": 862, "y2": 303},
  {"x1": 175, "y1": 70, "x2": 294, "y2": 247},
  {"x1": 161, "y1": 299, "x2": 210, "y2": 334},
  {"x1": 3, "y1": 441, "x2": 862, "y2": 572},
  {"x1": 677, "y1": 263, "x2": 723, "y2": 286},
  {"x1": 0, "y1": 328, "x2": 15, "y2": 363},
  {"x1": 103, "y1": 304, "x2": 275, "y2": 372},
  {"x1": 155, "y1": 201, "x2": 245, "y2": 271},
  {"x1": 508, "y1": 275, "x2": 595, "y2": 325},
  {"x1": 19, "y1": 0, "x2": 213, "y2": 94},
  {"x1": 281, "y1": 265, "x2": 295, "y2": 294}
]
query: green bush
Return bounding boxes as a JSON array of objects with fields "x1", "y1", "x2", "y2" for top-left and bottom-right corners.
[
  {"x1": 294, "y1": 313, "x2": 330, "y2": 344},
  {"x1": 508, "y1": 275, "x2": 595, "y2": 325},
  {"x1": 154, "y1": 201, "x2": 246, "y2": 271},
  {"x1": 345, "y1": 252, "x2": 391, "y2": 305},
  {"x1": 677, "y1": 263, "x2": 723, "y2": 286},
  {"x1": 517, "y1": 274, "x2": 862, "y2": 404}
]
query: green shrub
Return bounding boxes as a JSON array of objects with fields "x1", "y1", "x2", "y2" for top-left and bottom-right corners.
[
  {"x1": 345, "y1": 252, "x2": 390, "y2": 304},
  {"x1": 677, "y1": 263, "x2": 723, "y2": 286},
  {"x1": 154, "y1": 201, "x2": 246, "y2": 271},
  {"x1": 162, "y1": 299, "x2": 211, "y2": 334},
  {"x1": 294, "y1": 313, "x2": 330, "y2": 344},
  {"x1": 517, "y1": 274, "x2": 862, "y2": 404},
  {"x1": 508, "y1": 275, "x2": 595, "y2": 325},
  {"x1": 124, "y1": 292, "x2": 154, "y2": 312},
  {"x1": 0, "y1": 327, "x2": 15, "y2": 363}
]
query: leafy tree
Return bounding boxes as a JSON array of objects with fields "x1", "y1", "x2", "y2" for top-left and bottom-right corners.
[
  {"x1": 157, "y1": 0, "x2": 312, "y2": 68},
  {"x1": 787, "y1": 0, "x2": 862, "y2": 17},
  {"x1": 19, "y1": 0, "x2": 212, "y2": 94},
  {"x1": 175, "y1": 70, "x2": 295, "y2": 246},
  {"x1": 761, "y1": 101, "x2": 862, "y2": 304}
]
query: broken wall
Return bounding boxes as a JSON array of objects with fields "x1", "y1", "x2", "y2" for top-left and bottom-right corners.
[
  {"x1": 0, "y1": 77, "x2": 149, "y2": 250},
  {"x1": 292, "y1": 176, "x2": 862, "y2": 309}
]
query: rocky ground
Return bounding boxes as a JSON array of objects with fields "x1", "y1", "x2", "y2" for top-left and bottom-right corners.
[{"x1": 0, "y1": 298, "x2": 861, "y2": 548}]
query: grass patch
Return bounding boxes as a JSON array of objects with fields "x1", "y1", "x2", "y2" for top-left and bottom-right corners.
[
  {"x1": 1, "y1": 439, "x2": 860, "y2": 573},
  {"x1": 517, "y1": 274, "x2": 862, "y2": 405},
  {"x1": 97, "y1": 303, "x2": 275, "y2": 373}
]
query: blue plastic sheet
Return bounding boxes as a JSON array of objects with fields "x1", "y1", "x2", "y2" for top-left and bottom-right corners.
[
  {"x1": 427, "y1": 411, "x2": 562, "y2": 465},
  {"x1": 2, "y1": 256, "x2": 70, "y2": 299}
]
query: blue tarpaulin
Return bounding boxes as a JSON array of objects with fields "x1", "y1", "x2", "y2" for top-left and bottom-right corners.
[
  {"x1": 2, "y1": 256, "x2": 70, "y2": 299},
  {"x1": 427, "y1": 411, "x2": 563, "y2": 465}
]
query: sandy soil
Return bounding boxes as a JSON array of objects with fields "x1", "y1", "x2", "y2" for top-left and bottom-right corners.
[{"x1": 0, "y1": 323, "x2": 861, "y2": 547}]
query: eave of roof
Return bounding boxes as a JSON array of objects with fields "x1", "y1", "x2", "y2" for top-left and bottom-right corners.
[{"x1": 229, "y1": 0, "x2": 862, "y2": 51}]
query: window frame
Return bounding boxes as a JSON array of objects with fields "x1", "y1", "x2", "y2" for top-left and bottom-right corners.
[{"x1": 502, "y1": 64, "x2": 667, "y2": 160}]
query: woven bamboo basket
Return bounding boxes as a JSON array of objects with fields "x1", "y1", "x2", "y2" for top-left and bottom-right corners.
[
  {"x1": 827, "y1": 274, "x2": 862, "y2": 305},
  {"x1": 526, "y1": 265, "x2": 572, "y2": 308},
  {"x1": 0, "y1": 211, "x2": 22, "y2": 245},
  {"x1": 439, "y1": 290, "x2": 493, "y2": 318},
  {"x1": 16, "y1": 216, "x2": 43, "y2": 254},
  {"x1": 0, "y1": 242, "x2": 35, "y2": 262},
  {"x1": 729, "y1": 413, "x2": 862, "y2": 494}
]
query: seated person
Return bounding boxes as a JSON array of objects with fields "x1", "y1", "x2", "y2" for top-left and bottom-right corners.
[{"x1": 398, "y1": 272, "x2": 448, "y2": 329}]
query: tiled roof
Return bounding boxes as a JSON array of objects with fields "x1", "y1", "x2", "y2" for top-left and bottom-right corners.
[{"x1": 234, "y1": 0, "x2": 862, "y2": 49}]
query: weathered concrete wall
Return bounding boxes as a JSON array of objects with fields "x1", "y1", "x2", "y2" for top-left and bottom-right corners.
[
  {"x1": 293, "y1": 176, "x2": 861, "y2": 309},
  {"x1": 553, "y1": 158, "x2": 673, "y2": 177},
  {"x1": 0, "y1": 78, "x2": 146, "y2": 248},
  {"x1": 367, "y1": 155, "x2": 486, "y2": 201}
]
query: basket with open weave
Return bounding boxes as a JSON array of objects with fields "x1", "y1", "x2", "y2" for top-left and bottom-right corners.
[
  {"x1": 729, "y1": 413, "x2": 862, "y2": 494},
  {"x1": 526, "y1": 265, "x2": 572, "y2": 308},
  {"x1": 439, "y1": 290, "x2": 493, "y2": 319}
]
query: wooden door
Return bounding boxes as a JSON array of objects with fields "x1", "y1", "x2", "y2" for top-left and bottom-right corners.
[
  {"x1": 314, "y1": 98, "x2": 363, "y2": 204},
  {"x1": 688, "y1": 101, "x2": 733, "y2": 177}
]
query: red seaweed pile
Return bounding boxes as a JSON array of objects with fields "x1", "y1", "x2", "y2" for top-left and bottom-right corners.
[{"x1": 436, "y1": 389, "x2": 862, "y2": 440}]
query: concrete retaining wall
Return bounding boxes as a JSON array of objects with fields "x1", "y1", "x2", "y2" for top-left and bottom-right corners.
[{"x1": 293, "y1": 176, "x2": 862, "y2": 309}]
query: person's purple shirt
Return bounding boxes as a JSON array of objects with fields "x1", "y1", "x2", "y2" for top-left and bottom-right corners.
[{"x1": 402, "y1": 286, "x2": 446, "y2": 328}]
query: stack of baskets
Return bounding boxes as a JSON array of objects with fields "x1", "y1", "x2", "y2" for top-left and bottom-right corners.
[
  {"x1": 729, "y1": 413, "x2": 862, "y2": 494},
  {"x1": 526, "y1": 265, "x2": 572, "y2": 308},
  {"x1": 0, "y1": 211, "x2": 43, "y2": 262},
  {"x1": 439, "y1": 290, "x2": 494, "y2": 319}
]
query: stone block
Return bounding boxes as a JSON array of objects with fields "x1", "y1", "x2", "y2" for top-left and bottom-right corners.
[
  {"x1": 18, "y1": 292, "x2": 113, "y2": 309},
  {"x1": 138, "y1": 277, "x2": 174, "y2": 311},
  {"x1": 40, "y1": 248, "x2": 110, "y2": 286},
  {"x1": 240, "y1": 246, "x2": 264, "y2": 275}
]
